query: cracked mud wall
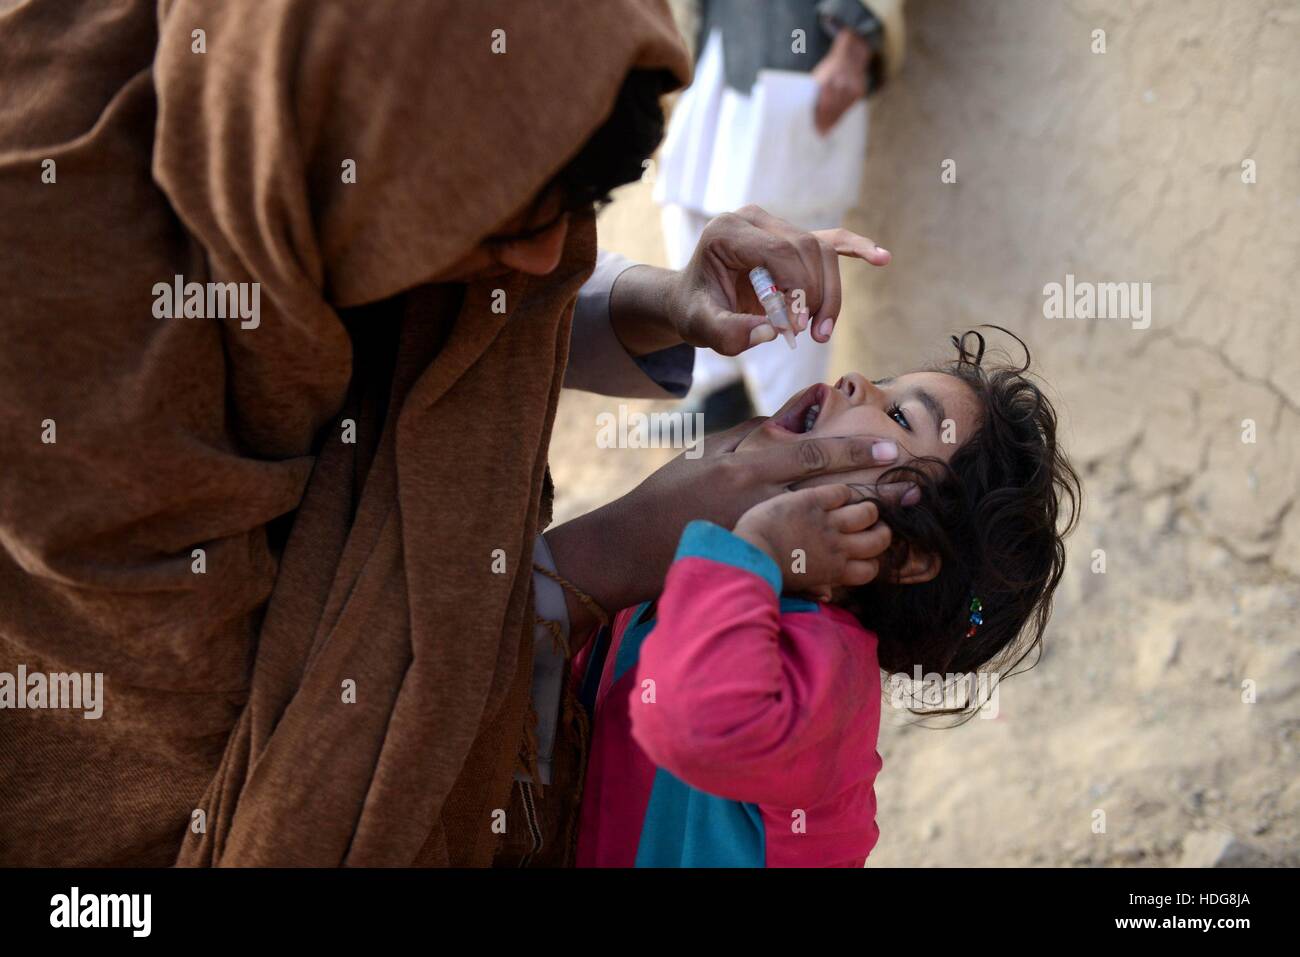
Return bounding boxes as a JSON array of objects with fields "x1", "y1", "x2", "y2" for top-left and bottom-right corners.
[
  {"x1": 840, "y1": 0, "x2": 1300, "y2": 576},
  {"x1": 551, "y1": 0, "x2": 1300, "y2": 865}
]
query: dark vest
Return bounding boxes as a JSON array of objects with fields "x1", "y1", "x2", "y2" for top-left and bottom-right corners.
[{"x1": 701, "y1": 0, "x2": 828, "y2": 91}]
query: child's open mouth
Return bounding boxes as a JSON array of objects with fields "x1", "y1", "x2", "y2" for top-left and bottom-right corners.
[{"x1": 769, "y1": 384, "x2": 829, "y2": 435}]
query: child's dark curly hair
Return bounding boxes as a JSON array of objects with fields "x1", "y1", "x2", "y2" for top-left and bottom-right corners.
[{"x1": 838, "y1": 327, "x2": 1082, "y2": 718}]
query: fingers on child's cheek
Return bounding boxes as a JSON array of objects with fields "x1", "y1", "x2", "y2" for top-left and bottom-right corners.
[
  {"x1": 847, "y1": 525, "x2": 891, "y2": 558},
  {"x1": 853, "y1": 465, "x2": 886, "y2": 487},
  {"x1": 872, "y1": 523, "x2": 893, "y2": 553},
  {"x1": 835, "y1": 501, "x2": 873, "y2": 532},
  {"x1": 844, "y1": 559, "x2": 878, "y2": 585},
  {"x1": 799, "y1": 466, "x2": 881, "y2": 493}
]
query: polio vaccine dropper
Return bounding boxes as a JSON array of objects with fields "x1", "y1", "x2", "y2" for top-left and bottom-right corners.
[{"x1": 747, "y1": 266, "x2": 798, "y2": 350}]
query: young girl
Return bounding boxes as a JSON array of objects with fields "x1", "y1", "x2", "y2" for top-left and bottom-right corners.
[{"x1": 572, "y1": 329, "x2": 1082, "y2": 867}]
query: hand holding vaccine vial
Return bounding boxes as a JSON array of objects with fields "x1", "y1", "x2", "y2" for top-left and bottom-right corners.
[{"x1": 747, "y1": 266, "x2": 798, "y2": 350}]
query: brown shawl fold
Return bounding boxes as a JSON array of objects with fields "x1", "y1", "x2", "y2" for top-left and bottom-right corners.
[{"x1": 0, "y1": 0, "x2": 688, "y2": 865}]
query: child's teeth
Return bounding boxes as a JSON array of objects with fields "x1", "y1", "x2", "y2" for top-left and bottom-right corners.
[{"x1": 803, "y1": 404, "x2": 820, "y2": 432}]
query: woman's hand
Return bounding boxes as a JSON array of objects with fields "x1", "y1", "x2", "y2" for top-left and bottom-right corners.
[
  {"x1": 544, "y1": 418, "x2": 917, "y2": 635},
  {"x1": 734, "y1": 484, "x2": 890, "y2": 596},
  {"x1": 615, "y1": 415, "x2": 912, "y2": 540},
  {"x1": 609, "y1": 206, "x2": 890, "y2": 356}
]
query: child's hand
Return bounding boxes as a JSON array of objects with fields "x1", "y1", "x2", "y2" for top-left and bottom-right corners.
[{"x1": 733, "y1": 484, "x2": 891, "y2": 596}]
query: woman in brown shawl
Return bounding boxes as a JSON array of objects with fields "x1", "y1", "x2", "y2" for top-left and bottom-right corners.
[{"x1": 0, "y1": 0, "x2": 899, "y2": 866}]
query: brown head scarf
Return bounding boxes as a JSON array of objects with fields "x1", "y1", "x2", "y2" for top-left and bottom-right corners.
[{"x1": 0, "y1": 0, "x2": 688, "y2": 865}]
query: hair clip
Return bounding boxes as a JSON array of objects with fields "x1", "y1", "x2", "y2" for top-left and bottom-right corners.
[{"x1": 966, "y1": 595, "x2": 984, "y2": 638}]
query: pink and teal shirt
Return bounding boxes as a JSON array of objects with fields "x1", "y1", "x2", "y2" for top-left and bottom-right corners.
[{"x1": 574, "y1": 520, "x2": 884, "y2": 867}]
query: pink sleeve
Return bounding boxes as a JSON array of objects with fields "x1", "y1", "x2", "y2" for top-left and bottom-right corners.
[{"x1": 628, "y1": 521, "x2": 870, "y2": 807}]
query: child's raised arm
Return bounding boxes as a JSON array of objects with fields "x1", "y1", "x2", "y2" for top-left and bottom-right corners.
[{"x1": 628, "y1": 514, "x2": 881, "y2": 809}]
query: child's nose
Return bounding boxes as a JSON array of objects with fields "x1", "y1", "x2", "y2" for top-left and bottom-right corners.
[{"x1": 835, "y1": 372, "x2": 878, "y2": 405}]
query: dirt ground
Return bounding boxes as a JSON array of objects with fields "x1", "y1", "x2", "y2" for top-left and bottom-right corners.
[{"x1": 549, "y1": 0, "x2": 1300, "y2": 866}]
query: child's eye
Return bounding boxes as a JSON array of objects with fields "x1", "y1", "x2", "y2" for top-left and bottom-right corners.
[{"x1": 887, "y1": 403, "x2": 911, "y2": 431}]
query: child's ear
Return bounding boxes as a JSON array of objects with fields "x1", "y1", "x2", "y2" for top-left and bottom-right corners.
[{"x1": 893, "y1": 549, "x2": 942, "y2": 585}]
